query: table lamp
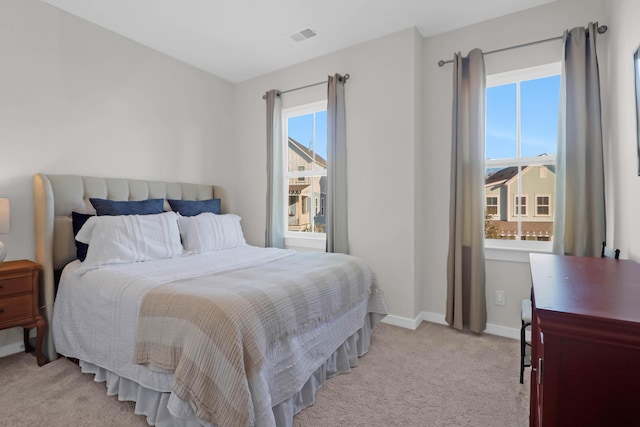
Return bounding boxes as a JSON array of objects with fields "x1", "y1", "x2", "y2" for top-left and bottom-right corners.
[{"x1": 0, "y1": 198, "x2": 10, "y2": 263}]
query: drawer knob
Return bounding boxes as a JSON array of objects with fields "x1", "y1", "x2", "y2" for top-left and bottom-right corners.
[
  {"x1": 0, "y1": 285, "x2": 3, "y2": 290},
  {"x1": 0, "y1": 308, "x2": 3, "y2": 314}
]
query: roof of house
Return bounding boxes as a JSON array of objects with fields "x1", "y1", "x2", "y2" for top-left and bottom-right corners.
[
  {"x1": 485, "y1": 166, "x2": 518, "y2": 186},
  {"x1": 289, "y1": 137, "x2": 327, "y2": 168},
  {"x1": 485, "y1": 155, "x2": 555, "y2": 187}
]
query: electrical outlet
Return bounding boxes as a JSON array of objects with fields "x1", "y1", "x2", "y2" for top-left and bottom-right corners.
[{"x1": 495, "y1": 290, "x2": 506, "y2": 306}]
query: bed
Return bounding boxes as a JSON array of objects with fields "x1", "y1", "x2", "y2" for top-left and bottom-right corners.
[{"x1": 33, "y1": 174, "x2": 387, "y2": 426}]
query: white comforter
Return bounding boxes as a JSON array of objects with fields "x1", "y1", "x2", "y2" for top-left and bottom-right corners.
[
  {"x1": 52, "y1": 245, "x2": 386, "y2": 425},
  {"x1": 53, "y1": 246, "x2": 294, "y2": 392}
]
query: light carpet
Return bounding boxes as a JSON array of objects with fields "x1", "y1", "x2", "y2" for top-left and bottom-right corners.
[{"x1": 0, "y1": 322, "x2": 530, "y2": 426}]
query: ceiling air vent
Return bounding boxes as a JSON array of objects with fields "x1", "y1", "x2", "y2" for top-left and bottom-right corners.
[{"x1": 289, "y1": 28, "x2": 317, "y2": 42}]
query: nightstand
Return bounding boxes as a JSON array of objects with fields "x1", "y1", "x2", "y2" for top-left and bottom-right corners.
[{"x1": 0, "y1": 260, "x2": 47, "y2": 366}]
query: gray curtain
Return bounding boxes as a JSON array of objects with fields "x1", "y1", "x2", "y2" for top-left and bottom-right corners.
[
  {"x1": 326, "y1": 74, "x2": 349, "y2": 254},
  {"x1": 553, "y1": 23, "x2": 605, "y2": 257},
  {"x1": 265, "y1": 89, "x2": 285, "y2": 248},
  {"x1": 446, "y1": 49, "x2": 487, "y2": 334}
]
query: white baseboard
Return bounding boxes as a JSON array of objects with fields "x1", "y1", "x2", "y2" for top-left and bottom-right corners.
[
  {"x1": 382, "y1": 311, "x2": 521, "y2": 341},
  {"x1": 381, "y1": 313, "x2": 424, "y2": 330},
  {"x1": 421, "y1": 311, "x2": 447, "y2": 326},
  {"x1": 484, "y1": 322, "x2": 521, "y2": 340},
  {"x1": 0, "y1": 341, "x2": 25, "y2": 358}
]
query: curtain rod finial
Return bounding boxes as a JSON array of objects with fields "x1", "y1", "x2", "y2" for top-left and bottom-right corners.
[
  {"x1": 438, "y1": 60, "x2": 445, "y2": 67},
  {"x1": 597, "y1": 25, "x2": 607, "y2": 34}
]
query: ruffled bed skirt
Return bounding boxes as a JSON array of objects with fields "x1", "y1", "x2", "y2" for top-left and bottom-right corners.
[{"x1": 79, "y1": 312, "x2": 383, "y2": 426}]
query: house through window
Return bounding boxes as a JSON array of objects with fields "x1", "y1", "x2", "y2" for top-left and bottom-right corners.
[
  {"x1": 514, "y1": 196, "x2": 527, "y2": 216},
  {"x1": 536, "y1": 195, "x2": 550, "y2": 216},
  {"x1": 486, "y1": 196, "x2": 498, "y2": 217},
  {"x1": 283, "y1": 101, "x2": 327, "y2": 235},
  {"x1": 485, "y1": 63, "x2": 560, "y2": 242}
]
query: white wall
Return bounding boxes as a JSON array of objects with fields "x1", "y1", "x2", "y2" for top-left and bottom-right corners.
[
  {"x1": 231, "y1": 28, "x2": 423, "y2": 322},
  {"x1": 1, "y1": 0, "x2": 626, "y2": 356},
  {"x1": 421, "y1": 0, "x2": 607, "y2": 331},
  {"x1": 600, "y1": 0, "x2": 640, "y2": 262},
  {"x1": 0, "y1": 0, "x2": 234, "y2": 353}
]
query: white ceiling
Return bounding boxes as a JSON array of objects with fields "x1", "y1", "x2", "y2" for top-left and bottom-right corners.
[{"x1": 42, "y1": 0, "x2": 556, "y2": 83}]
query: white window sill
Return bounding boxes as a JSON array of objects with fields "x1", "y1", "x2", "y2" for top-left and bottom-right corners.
[
  {"x1": 485, "y1": 239, "x2": 552, "y2": 263},
  {"x1": 284, "y1": 234, "x2": 326, "y2": 252}
]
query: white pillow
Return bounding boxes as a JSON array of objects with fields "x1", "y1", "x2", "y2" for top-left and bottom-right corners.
[
  {"x1": 75, "y1": 211, "x2": 183, "y2": 270},
  {"x1": 178, "y1": 213, "x2": 246, "y2": 253}
]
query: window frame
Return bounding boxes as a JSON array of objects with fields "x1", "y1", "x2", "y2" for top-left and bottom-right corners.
[
  {"x1": 535, "y1": 194, "x2": 551, "y2": 217},
  {"x1": 486, "y1": 196, "x2": 499, "y2": 218},
  {"x1": 297, "y1": 165, "x2": 306, "y2": 182},
  {"x1": 282, "y1": 101, "x2": 328, "y2": 248},
  {"x1": 513, "y1": 195, "x2": 527, "y2": 217},
  {"x1": 485, "y1": 62, "x2": 560, "y2": 257}
]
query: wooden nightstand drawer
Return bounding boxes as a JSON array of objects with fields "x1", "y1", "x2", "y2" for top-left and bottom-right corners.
[
  {"x1": 0, "y1": 276, "x2": 33, "y2": 297},
  {"x1": 0, "y1": 294, "x2": 33, "y2": 324},
  {"x1": 0, "y1": 260, "x2": 47, "y2": 366}
]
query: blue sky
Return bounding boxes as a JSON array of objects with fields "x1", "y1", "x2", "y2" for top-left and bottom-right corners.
[
  {"x1": 486, "y1": 75, "x2": 560, "y2": 159},
  {"x1": 288, "y1": 75, "x2": 560, "y2": 163},
  {"x1": 288, "y1": 111, "x2": 328, "y2": 161}
]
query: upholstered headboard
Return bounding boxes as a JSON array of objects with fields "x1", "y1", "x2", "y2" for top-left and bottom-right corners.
[{"x1": 33, "y1": 174, "x2": 216, "y2": 361}]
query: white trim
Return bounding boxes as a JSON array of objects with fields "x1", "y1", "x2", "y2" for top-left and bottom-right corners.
[
  {"x1": 381, "y1": 313, "x2": 424, "y2": 330},
  {"x1": 284, "y1": 234, "x2": 326, "y2": 251},
  {"x1": 284, "y1": 230, "x2": 326, "y2": 240},
  {"x1": 282, "y1": 100, "x2": 327, "y2": 118},
  {"x1": 484, "y1": 322, "x2": 521, "y2": 340},
  {"x1": 486, "y1": 155, "x2": 556, "y2": 169},
  {"x1": 420, "y1": 311, "x2": 447, "y2": 326},
  {"x1": 380, "y1": 311, "x2": 525, "y2": 341},
  {"x1": 485, "y1": 239, "x2": 552, "y2": 262},
  {"x1": 0, "y1": 341, "x2": 25, "y2": 358},
  {"x1": 485, "y1": 64, "x2": 559, "y2": 246},
  {"x1": 486, "y1": 195, "x2": 499, "y2": 218},
  {"x1": 486, "y1": 62, "x2": 561, "y2": 87},
  {"x1": 513, "y1": 194, "x2": 527, "y2": 217},
  {"x1": 282, "y1": 100, "x2": 327, "y2": 238},
  {"x1": 534, "y1": 194, "x2": 551, "y2": 217},
  {"x1": 420, "y1": 311, "x2": 521, "y2": 340},
  {"x1": 287, "y1": 170, "x2": 327, "y2": 179}
]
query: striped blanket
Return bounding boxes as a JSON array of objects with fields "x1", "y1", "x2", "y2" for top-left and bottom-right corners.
[{"x1": 133, "y1": 251, "x2": 386, "y2": 427}]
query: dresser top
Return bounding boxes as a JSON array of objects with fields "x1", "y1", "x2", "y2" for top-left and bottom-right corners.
[
  {"x1": 0, "y1": 260, "x2": 39, "y2": 274},
  {"x1": 530, "y1": 253, "x2": 640, "y2": 324}
]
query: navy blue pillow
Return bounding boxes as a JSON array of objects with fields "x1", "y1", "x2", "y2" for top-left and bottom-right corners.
[
  {"x1": 71, "y1": 212, "x2": 93, "y2": 261},
  {"x1": 89, "y1": 198, "x2": 164, "y2": 216},
  {"x1": 167, "y1": 199, "x2": 221, "y2": 216}
]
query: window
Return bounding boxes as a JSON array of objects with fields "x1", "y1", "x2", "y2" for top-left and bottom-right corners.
[
  {"x1": 283, "y1": 101, "x2": 327, "y2": 235},
  {"x1": 514, "y1": 195, "x2": 527, "y2": 216},
  {"x1": 485, "y1": 63, "x2": 559, "y2": 243},
  {"x1": 486, "y1": 196, "x2": 498, "y2": 216},
  {"x1": 536, "y1": 195, "x2": 550, "y2": 216}
]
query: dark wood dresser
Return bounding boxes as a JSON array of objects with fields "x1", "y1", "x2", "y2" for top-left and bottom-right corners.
[{"x1": 529, "y1": 253, "x2": 640, "y2": 426}]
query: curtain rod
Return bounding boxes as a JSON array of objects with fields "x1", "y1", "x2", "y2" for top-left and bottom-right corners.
[
  {"x1": 262, "y1": 73, "x2": 350, "y2": 99},
  {"x1": 437, "y1": 25, "x2": 608, "y2": 67}
]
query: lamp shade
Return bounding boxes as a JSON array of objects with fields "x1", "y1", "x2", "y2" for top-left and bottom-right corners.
[{"x1": 0, "y1": 198, "x2": 10, "y2": 234}]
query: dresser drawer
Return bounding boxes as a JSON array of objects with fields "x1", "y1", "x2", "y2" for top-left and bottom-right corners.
[
  {"x1": 0, "y1": 275, "x2": 33, "y2": 297},
  {"x1": 0, "y1": 294, "x2": 33, "y2": 324}
]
